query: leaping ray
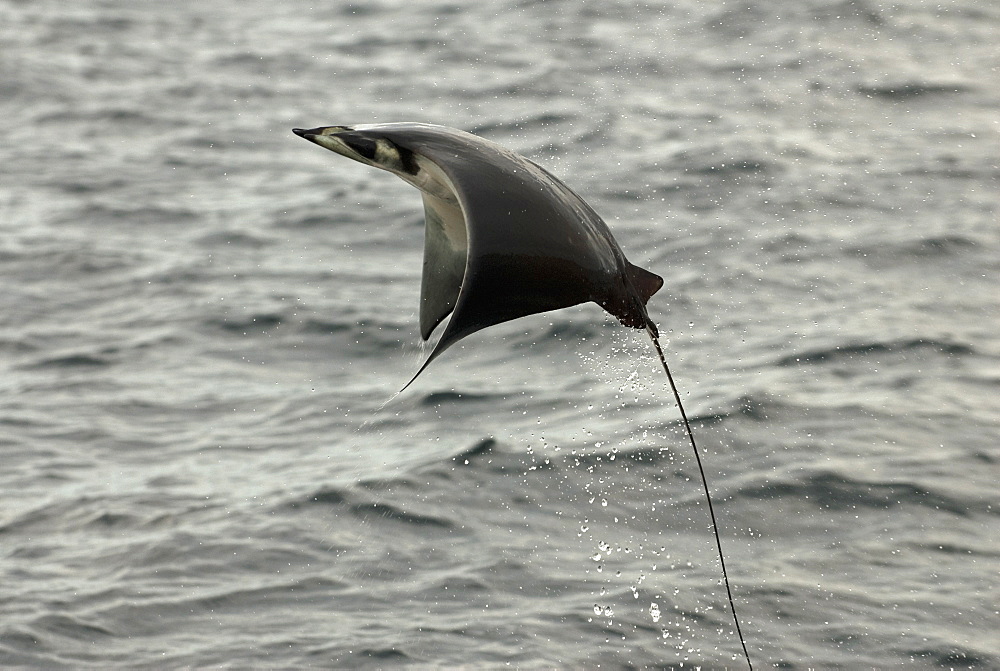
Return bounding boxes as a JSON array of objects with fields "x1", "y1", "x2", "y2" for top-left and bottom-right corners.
[
  {"x1": 293, "y1": 122, "x2": 753, "y2": 669},
  {"x1": 292, "y1": 123, "x2": 663, "y2": 387}
]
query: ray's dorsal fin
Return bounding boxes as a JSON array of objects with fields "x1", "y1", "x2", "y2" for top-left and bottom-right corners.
[{"x1": 628, "y1": 262, "x2": 664, "y2": 305}]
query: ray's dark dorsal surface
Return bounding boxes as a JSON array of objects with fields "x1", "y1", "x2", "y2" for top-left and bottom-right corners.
[{"x1": 293, "y1": 122, "x2": 753, "y2": 669}]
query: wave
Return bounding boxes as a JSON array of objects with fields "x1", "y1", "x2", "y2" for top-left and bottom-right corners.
[
  {"x1": 195, "y1": 231, "x2": 273, "y2": 249},
  {"x1": 669, "y1": 146, "x2": 776, "y2": 178},
  {"x1": 469, "y1": 112, "x2": 577, "y2": 136},
  {"x1": 34, "y1": 106, "x2": 175, "y2": 129},
  {"x1": 735, "y1": 470, "x2": 970, "y2": 516},
  {"x1": 206, "y1": 312, "x2": 392, "y2": 342},
  {"x1": 208, "y1": 313, "x2": 284, "y2": 334},
  {"x1": 350, "y1": 502, "x2": 455, "y2": 529},
  {"x1": 569, "y1": 445, "x2": 676, "y2": 469},
  {"x1": 71, "y1": 202, "x2": 199, "y2": 226},
  {"x1": 418, "y1": 392, "x2": 506, "y2": 407},
  {"x1": 23, "y1": 352, "x2": 112, "y2": 369},
  {"x1": 287, "y1": 486, "x2": 349, "y2": 507},
  {"x1": 636, "y1": 392, "x2": 790, "y2": 427},
  {"x1": 777, "y1": 338, "x2": 974, "y2": 366},
  {"x1": 904, "y1": 540, "x2": 1000, "y2": 559},
  {"x1": 335, "y1": 648, "x2": 413, "y2": 663},
  {"x1": 846, "y1": 234, "x2": 980, "y2": 259},
  {"x1": 453, "y1": 438, "x2": 497, "y2": 462},
  {"x1": 508, "y1": 319, "x2": 603, "y2": 347},
  {"x1": 899, "y1": 644, "x2": 989, "y2": 669},
  {"x1": 286, "y1": 486, "x2": 455, "y2": 529},
  {"x1": 855, "y1": 81, "x2": 973, "y2": 99},
  {"x1": 299, "y1": 317, "x2": 355, "y2": 334},
  {"x1": 26, "y1": 614, "x2": 114, "y2": 641}
]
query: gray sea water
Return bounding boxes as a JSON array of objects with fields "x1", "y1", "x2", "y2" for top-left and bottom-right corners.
[{"x1": 2, "y1": 0, "x2": 998, "y2": 668}]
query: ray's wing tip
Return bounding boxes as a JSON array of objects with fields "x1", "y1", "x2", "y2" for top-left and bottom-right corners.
[
  {"x1": 397, "y1": 323, "x2": 467, "y2": 393},
  {"x1": 399, "y1": 356, "x2": 434, "y2": 393}
]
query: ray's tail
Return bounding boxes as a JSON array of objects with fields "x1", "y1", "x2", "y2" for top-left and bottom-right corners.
[{"x1": 645, "y1": 325, "x2": 753, "y2": 671}]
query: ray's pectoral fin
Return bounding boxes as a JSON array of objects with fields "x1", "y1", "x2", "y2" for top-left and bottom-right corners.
[{"x1": 418, "y1": 192, "x2": 468, "y2": 340}]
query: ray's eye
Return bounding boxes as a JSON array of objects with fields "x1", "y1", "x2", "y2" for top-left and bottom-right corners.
[{"x1": 344, "y1": 135, "x2": 378, "y2": 160}]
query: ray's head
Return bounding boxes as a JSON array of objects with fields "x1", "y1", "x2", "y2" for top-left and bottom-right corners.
[
  {"x1": 293, "y1": 123, "x2": 460, "y2": 203},
  {"x1": 292, "y1": 125, "x2": 417, "y2": 176}
]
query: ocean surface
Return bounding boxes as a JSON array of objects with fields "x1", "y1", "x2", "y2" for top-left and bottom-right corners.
[{"x1": 2, "y1": 0, "x2": 998, "y2": 668}]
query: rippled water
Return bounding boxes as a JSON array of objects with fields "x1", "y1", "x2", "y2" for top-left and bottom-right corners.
[{"x1": 2, "y1": 0, "x2": 998, "y2": 668}]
